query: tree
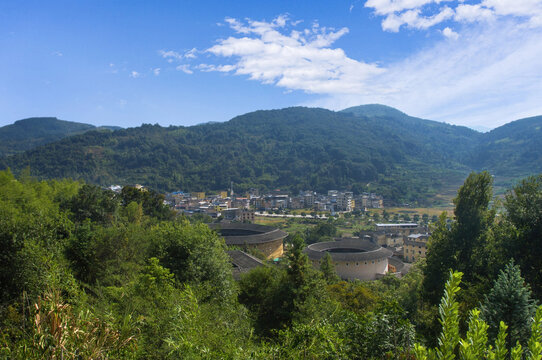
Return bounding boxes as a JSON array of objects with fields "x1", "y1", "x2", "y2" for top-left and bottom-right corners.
[
  {"x1": 500, "y1": 175, "x2": 542, "y2": 299},
  {"x1": 149, "y1": 221, "x2": 235, "y2": 302},
  {"x1": 383, "y1": 209, "x2": 390, "y2": 220},
  {"x1": 481, "y1": 261, "x2": 537, "y2": 349},
  {"x1": 414, "y1": 270, "x2": 542, "y2": 360},
  {"x1": 320, "y1": 252, "x2": 340, "y2": 284},
  {"x1": 422, "y1": 213, "x2": 429, "y2": 224},
  {"x1": 120, "y1": 186, "x2": 173, "y2": 220},
  {"x1": 67, "y1": 184, "x2": 119, "y2": 224},
  {"x1": 344, "y1": 301, "x2": 415, "y2": 359},
  {"x1": 422, "y1": 172, "x2": 495, "y2": 305}
]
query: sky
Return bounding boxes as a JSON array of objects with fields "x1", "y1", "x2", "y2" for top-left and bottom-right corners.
[{"x1": 1, "y1": 0, "x2": 542, "y2": 130}]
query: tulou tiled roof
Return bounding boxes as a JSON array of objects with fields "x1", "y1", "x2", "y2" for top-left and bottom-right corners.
[
  {"x1": 305, "y1": 238, "x2": 393, "y2": 262},
  {"x1": 208, "y1": 223, "x2": 288, "y2": 245}
]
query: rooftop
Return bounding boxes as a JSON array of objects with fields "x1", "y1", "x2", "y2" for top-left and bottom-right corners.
[
  {"x1": 305, "y1": 238, "x2": 393, "y2": 261},
  {"x1": 208, "y1": 223, "x2": 288, "y2": 245}
]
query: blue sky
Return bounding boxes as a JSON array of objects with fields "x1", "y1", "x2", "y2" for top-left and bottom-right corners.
[{"x1": 1, "y1": 0, "x2": 541, "y2": 130}]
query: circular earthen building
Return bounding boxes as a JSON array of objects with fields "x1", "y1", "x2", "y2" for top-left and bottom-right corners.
[
  {"x1": 208, "y1": 223, "x2": 287, "y2": 259},
  {"x1": 305, "y1": 238, "x2": 393, "y2": 280}
]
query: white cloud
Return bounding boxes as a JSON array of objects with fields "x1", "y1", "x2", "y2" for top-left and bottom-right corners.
[
  {"x1": 153, "y1": 68, "x2": 161, "y2": 76},
  {"x1": 184, "y1": 48, "x2": 198, "y2": 59},
  {"x1": 202, "y1": 15, "x2": 383, "y2": 94},
  {"x1": 382, "y1": 6, "x2": 454, "y2": 31},
  {"x1": 366, "y1": 0, "x2": 542, "y2": 31},
  {"x1": 159, "y1": 50, "x2": 184, "y2": 60},
  {"x1": 201, "y1": 15, "x2": 542, "y2": 128},
  {"x1": 365, "y1": 0, "x2": 451, "y2": 15},
  {"x1": 130, "y1": 71, "x2": 140, "y2": 78},
  {"x1": 442, "y1": 26, "x2": 459, "y2": 39},
  {"x1": 52, "y1": 51, "x2": 63, "y2": 57},
  {"x1": 309, "y1": 20, "x2": 542, "y2": 128},
  {"x1": 176, "y1": 64, "x2": 193, "y2": 74}
]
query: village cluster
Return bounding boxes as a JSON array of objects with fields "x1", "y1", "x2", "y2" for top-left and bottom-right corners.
[
  {"x1": 165, "y1": 188, "x2": 384, "y2": 219},
  {"x1": 112, "y1": 185, "x2": 428, "y2": 281}
]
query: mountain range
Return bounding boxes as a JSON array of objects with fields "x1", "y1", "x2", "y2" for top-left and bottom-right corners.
[
  {"x1": 1, "y1": 105, "x2": 540, "y2": 205},
  {"x1": 0, "y1": 117, "x2": 121, "y2": 157}
]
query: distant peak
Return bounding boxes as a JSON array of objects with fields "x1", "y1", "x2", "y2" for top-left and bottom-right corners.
[
  {"x1": 340, "y1": 104, "x2": 408, "y2": 119},
  {"x1": 14, "y1": 117, "x2": 61, "y2": 124}
]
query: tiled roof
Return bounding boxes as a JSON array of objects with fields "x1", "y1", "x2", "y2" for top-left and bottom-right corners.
[
  {"x1": 305, "y1": 238, "x2": 392, "y2": 261},
  {"x1": 208, "y1": 223, "x2": 288, "y2": 245}
]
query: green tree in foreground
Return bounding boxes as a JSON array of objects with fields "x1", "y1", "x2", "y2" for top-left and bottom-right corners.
[
  {"x1": 320, "y1": 252, "x2": 340, "y2": 284},
  {"x1": 414, "y1": 270, "x2": 542, "y2": 360},
  {"x1": 500, "y1": 175, "x2": 542, "y2": 299},
  {"x1": 481, "y1": 261, "x2": 537, "y2": 349},
  {"x1": 423, "y1": 171, "x2": 495, "y2": 306}
]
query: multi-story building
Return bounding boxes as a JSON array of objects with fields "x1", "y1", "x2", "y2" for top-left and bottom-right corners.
[{"x1": 403, "y1": 233, "x2": 429, "y2": 262}]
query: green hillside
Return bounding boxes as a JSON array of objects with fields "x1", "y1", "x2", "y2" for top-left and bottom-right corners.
[
  {"x1": 0, "y1": 117, "x2": 119, "y2": 157},
  {"x1": 468, "y1": 115, "x2": 542, "y2": 176},
  {"x1": 341, "y1": 104, "x2": 482, "y2": 164},
  {"x1": 0, "y1": 107, "x2": 478, "y2": 205},
  {"x1": 2, "y1": 106, "x2": 540, "y2": 205}
]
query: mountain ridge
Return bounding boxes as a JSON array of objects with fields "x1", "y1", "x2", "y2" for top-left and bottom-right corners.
[
  {"x1": 0, "y1": 117, "x2": 121, "y2": 157},
  {"x1": 1, "y1": 105, "x2": 541, "y2": 205}
]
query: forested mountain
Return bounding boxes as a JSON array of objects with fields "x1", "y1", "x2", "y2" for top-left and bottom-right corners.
[
  {"x1": 467, "y1": 115, "x2": 542, "y2": 175},
  {"x1": 341, "y1": 104, "x2": 482, "y2": 164},
  {"x1": 0, "y1": 107, "x2": 478, "y2": 204},
  {"x1": 0, "y1": 117, "x2": 120, "y2": 157},
  {"x1": 1, "y1": 106, "x2": 541, "y2": 204}
]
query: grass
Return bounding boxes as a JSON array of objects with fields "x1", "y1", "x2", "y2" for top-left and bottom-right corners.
[
  {"x1": 379, "y1": 207, "x2": 452, "y2": 217},
  {"x1": 254, "y1": 216, "x2": 286, "y2": 225}
]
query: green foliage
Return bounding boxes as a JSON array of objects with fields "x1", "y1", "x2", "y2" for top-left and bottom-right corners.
[
  {"x1": 436, "y1": 271, "x2": 463, "y2": 360},
  {"x1": 481, "y1": 261, "x2": 537, "y2": 348},
  {"x1": 326, "y1": 281, "x2": 378, "y2": 313},
  {"x1": 120, "y1": 186, "x2": 174, "y2": 221},
  {"x1": 238, "y1": 235, "x2": 330, "y2": 336},
  {"x1": 343, "y1": 301, "x2": 415, "y2": 359},
  {"x1": 415, "y1": 270, "x2": 542, "y2": 360},
  {"x1": 67, "y1": 184, "x2": 119, "y2": 224},
  {"x1": 459, "y1": 309, "x2": 489, "y2": 360},
  {"x1": 423, "y1": 172, "x2": 495, "y2": 305},
  {"x1": 500, "y1": 175, "x2": 542, "y2": 298},
  {"x1": 528, "y1": 307, "x2": 542, "y2": 360},
  {"x1": 4, "y1": 168, "x2": 542, "y2": 359},
  {"x1": 269, "y1": 317, "x2": 349, "y2": 359},
  {"x1": 468, "y1": 115, "x2": 542, "y2": 176},
  {"x1": 4, "y1": 289, "x2": 136, "y2": 359},
  {"x1": 1, "y1": 107, "x2": 479, "y2": 205},
  {"x1": 0, "y1": 170, "x2": 75, "y2": 303},
  {"x1": 320, "y1": 252, "x2": 340, "y2": 284},
  {"x1": 306, "y1": 222, "x2": 338, "y2": 244},
  {"x1": 149, "y1": 221, "x2": 235, "y2": 302},
  {"x1": 0, "y1": 117, "x2": 97, "y2": 157}
]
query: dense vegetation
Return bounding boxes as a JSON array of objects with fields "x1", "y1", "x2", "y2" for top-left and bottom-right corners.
[
  {"x1": 0, "y1": 117, "x2": 120, "y2": 157},
  {"x1": 2, "y1": 106, "x2": 541, "y2": 205},
  {"x1": 0, "y1": 106, "x2": 480, "y2": 205},
  {"x1": 1, "y1": 169, "x2": 542, "y2": 359},
  {"x1": 468, "y1": 115, "x2": 542, "y2": 176}
]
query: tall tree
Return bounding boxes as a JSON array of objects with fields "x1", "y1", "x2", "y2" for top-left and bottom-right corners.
[
  {"x1": 501, "y1": 175, "x2": 542, "y2": 299},
  {"x1": 320, "y1": 252, "x2": 340, "y2": 284},
  {"x1": 480, "y1": 261, "x2": 537, "y2": 349},
  {"x1": 423, "y1": 172, "x2": 495, "y2": 305}
]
